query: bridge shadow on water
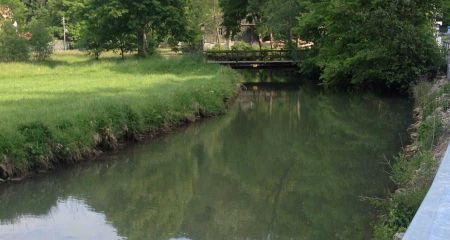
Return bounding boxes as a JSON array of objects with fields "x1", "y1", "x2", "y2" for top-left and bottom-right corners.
[{"x1": 237, "y1": 68, "x2": 316, "y2": 92}]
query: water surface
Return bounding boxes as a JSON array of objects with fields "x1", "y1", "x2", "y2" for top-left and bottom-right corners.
[{"x1": 0, "y1": 71, "x2": 411, "y2": 240}]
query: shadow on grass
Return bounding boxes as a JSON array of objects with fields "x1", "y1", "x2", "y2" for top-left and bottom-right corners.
[
  {"x1": 106, "y1": 55, "x2": 213, "y2": 76},
  {"x1": 27, "y1": 53, "x2": 208, "y2": 78}
]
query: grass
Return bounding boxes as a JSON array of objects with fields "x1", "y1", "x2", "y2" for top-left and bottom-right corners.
[
  {"x1": 373, "y1": 80, "x2": 446, "y2": 240},
  {"x1": 0, "y1": 52, "x2": 240, "y2": 177}
]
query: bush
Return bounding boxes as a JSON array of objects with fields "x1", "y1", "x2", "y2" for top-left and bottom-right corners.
[
  {"x1": 28, "y1": 20, "x2": 53, "y2": 60},
  {"x1": 298, "y1": 1, "x2": 445, "y2": 91},
  {"x1": 0, "y1": 22, "x2": 29, "y2": 62},
  {"x1": 231, "y1": 41, "x2": 254, "y2": 51},
  {"x1": 208, "y1": 44, "x2": 223, "y2": 51}
]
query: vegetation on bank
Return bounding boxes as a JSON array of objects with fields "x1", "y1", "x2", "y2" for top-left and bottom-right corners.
[
  {"x1": 0, "y1": 53, "x2": 240, "y2": 180},
  {"x1": 0, "y1": 19, "x2": 53, "y2": 62},
  {"x1": 220, "y1": 0, "x2": 446, "y2": 91},
  {"x1": 3, "y1": 0, "x2": 449, "y2": 91},
  {"x1": 374, "y1": 78, "x2": 450, "y2": 239}
]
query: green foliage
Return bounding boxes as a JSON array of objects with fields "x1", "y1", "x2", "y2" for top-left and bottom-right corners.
[
  {"x1": 0, "y1": 0, "x2": 27, "y2": 23},
  {"x1": 0, "y1": 53, "x2": 239, "y2": 175},
  {"x1": 21, "y1": 0, "x2": 47, "y2": 21},
  {"x1": 374, "y1": 82, "x2": 448, "y2": 239},
  {"x1": 375, "y1": 151, "x2": 436, "y2": 240},
  {"x1": 230, "y1": 41, "x2": 253, "y2": 50},
  {"x1": 119, "y1": 0, "x2": 190, "y2": 57},
  {"x1": 18, "y1": 121, "x2": 54, "y2": 168},
  {"x1": 75, "y1": 0, "x2": 191, "y2": 57},
  {"x1": 390, "y1": 154, "x2": 414, "y2": 187},
  {"x1": 0, "y1": 78, "x2": 412, "y2": 239},
  {"x1": 418, "y1": 117, "x2": 443, "y2": 150},
  {"x1": 28, "y1": 19, "x2": 53, "y2": 60},
  {"x1": 0, "y1": 22, "x2": 29, "y2": 62},
  {"x1": 442, "y1": 0, "x2": 450, "y2": 28},
  {"x1": 182, "y1": 0, "x2": 220, "y2": 51},
  {"x1": 298, "y1": 0, "x2": 444, "y2": 91},
  {"x1": 219, "y1": 0, "x2": 249, "y2": 38},
  {"x1": 220, "y1": 0, "x2": 304, "y2": 42},
  {"x1": 43, "y1": 0, "x2": 86, "y2": 41},
  {"x1": 262, "y1": 0, "x2": 304, "y2": 40}
]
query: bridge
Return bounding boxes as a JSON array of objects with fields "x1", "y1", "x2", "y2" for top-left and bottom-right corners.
[{"x1": 204, "y1": 50, "x2": 303, "y2": 69}]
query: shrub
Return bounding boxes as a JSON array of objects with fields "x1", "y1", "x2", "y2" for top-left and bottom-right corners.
[
  {"x1": 28, "y1": 20, "x2": 53, "y2": 60},
  {"x1": 18, "y1": 122, "x2": 54, "y2": 168},
  {"x1": 209, "y1": 44, "x2": 223, "y2": 51},
  {"x1": 418, "y1": 117, "x2": 443, "y2": 150},
  {"x1": 0, "y1": 22, "x2": 29, "y2": 62},
  {"x1": 231, "y1": 41, "x2": 254, "y2": 51}
]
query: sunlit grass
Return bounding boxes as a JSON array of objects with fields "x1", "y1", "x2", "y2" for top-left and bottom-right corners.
[{"x1": 0, "y1": 53, "x2": 240, "y2": 174}]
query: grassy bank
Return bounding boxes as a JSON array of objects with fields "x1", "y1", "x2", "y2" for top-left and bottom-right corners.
[
  {"x1": 374, "y1": 77, "x2": 450, "y2": 239},
  {"x1": 0, "y1": 53, "x2": 240, "y2": 180}
]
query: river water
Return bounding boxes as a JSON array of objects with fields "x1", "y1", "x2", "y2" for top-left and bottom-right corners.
[{"x1": 0, "y1": 70, "x2": 411, "y2": 240}]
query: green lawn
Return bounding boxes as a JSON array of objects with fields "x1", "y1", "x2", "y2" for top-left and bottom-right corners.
[{"x1": 0, "y1": 53, "x2": 240, "y2": 177}]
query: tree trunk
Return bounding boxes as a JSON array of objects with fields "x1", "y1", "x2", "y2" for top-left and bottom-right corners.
[
  {"x1": 270, "y1": 33, "x2": 274, "y2": 50},
  {"x1": 137, "y1": 28, "x2": 147, "y2": 58},
  {"x1": 216, "y1": 27, "x2": 221, "y2": 49},
  {"x1": 258, "y1": 34, "x2": 263, "y2": 51},
  {"x1": 226, "y1": 38, "x2": 231, "y2": 50}
]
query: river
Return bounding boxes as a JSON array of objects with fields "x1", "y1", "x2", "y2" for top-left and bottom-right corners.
[{"x1": 0, "y1": 70, "x2": 411, "y2": 240}]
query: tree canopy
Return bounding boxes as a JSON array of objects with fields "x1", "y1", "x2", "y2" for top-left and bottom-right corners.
[
  {"x1": 297, "y1": 0, "x2": 444, "y2": 90},
  {"x1": 0, "y1": 0, "x2": 449, "y2": 90},
  {"x1": 217, "y1": 0, "x2": 445, "y2": 90}
]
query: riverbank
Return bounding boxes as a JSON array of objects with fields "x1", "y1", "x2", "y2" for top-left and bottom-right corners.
[
  {"x1": 374, "y1": 76, "x2": 450, "y2": 239},
  {"x1": 0, "y1": 53, "x2": 240, "y2": 182}
]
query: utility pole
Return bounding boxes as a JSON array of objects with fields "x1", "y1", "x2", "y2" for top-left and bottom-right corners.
[
  {"x1": 62, "y1": 16, "x2": 67, "y2": 51},
  {"x1": 213, "y1": 0, "x2": 220, "y2": 49}
]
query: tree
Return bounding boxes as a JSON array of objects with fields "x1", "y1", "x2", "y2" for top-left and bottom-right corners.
[
  {"x1": 219, "y1": 0, "x2": 305, "y2": 49},
  {"x1": 28, "y1": 19, "x2": 53, "y2": 60},
  {"x1": 117, "y1": 0, "x2": 190, "y2": 57},
  {"x1": 77, "y1": 0, "x2": 119, "y2": 59},
  {"x1": 442, "y1": 0, "x2": 450, "y2": 29},
  {"x1": 79, "y1": 0, "x2": 190, "y2": 58},
  {"x1": 219, "y1": 0, "x2": 250, "y2": 38},
  {"x1": 0, "y1": 0, "x2": 27, "y2": 23},
  {"x1": 22, "y1": 0, "x2": 47, "y2": 22},
  {"x1": 263, "y1": 0, "x2": 304, "y2": 41},
  {"x1": 183, "y1": 0, "x2": 221, "y2": 51},
  {"x1": 297, "y1": 0, "x2": 444, "y2": 90},
  {"x1": 0, "y1": 22, "x2": 29, "y2": 61},
  {"x1": 44, "y1": 0, "x2": 86, "y2": 42}
]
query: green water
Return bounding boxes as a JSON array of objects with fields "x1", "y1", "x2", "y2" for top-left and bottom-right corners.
[{"x1": 0, "y1": 71, "x2": 411, "y2": 240}]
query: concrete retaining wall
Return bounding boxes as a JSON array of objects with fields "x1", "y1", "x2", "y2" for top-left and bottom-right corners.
[{"x1": 403, "y1": 144, "x2": 450, "y2": 240}]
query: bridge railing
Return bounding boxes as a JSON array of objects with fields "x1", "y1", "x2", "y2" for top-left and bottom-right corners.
[
  {"x1": 204, "y1": 50, "x2": 302, "y2": 62},
  {"x1": 443, "y1": 40, "x2": 450, "y2": 51}
]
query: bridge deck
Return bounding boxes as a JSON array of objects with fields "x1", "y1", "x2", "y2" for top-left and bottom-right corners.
[
  {"x1": 206, "y1": 60, "x2": 296, "y2": 69},
  {"x1": 204, "y1": 50, "x2": 302, "y2": 69}
]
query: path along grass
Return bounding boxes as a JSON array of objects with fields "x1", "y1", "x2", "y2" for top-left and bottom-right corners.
[{"x1": 0, "y1": 53, "x2": 240, "y2": 179}]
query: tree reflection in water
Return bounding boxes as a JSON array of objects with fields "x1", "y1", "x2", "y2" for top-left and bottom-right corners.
[{"x1": 0, "y1": 74, "x2": 411, "y2": 240}]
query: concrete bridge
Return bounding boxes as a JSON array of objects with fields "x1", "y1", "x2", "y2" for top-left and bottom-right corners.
[{"x1": 204, "y1": 50, "x2": 303, "y2": 69}]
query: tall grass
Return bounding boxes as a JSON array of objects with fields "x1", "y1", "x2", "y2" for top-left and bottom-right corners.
[
  {"x1": 0, "y1": 53, "x2": 240, "y2": 177},
  {"x1": 373, "y1": 81, "x2": 445, "y2": 239}
]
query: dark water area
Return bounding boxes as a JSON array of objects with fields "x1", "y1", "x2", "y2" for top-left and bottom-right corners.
[{"x1": 0, "y1": 70, "x2": 412, "y2": 240}]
